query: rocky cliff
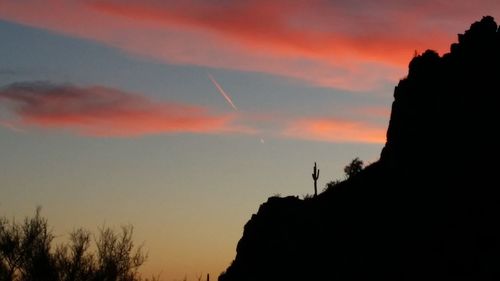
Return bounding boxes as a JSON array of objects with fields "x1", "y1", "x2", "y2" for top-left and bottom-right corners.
[{"x1": 219, "y1": 17, "x2": 500, "y2": 281}]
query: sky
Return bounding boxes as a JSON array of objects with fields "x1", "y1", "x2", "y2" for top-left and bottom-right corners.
[{"x1": 1, "y1": 1, "x2": 499, "y2": 280}]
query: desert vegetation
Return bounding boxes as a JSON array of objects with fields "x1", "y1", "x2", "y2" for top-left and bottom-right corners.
[{"x1": 0, "y1": 208, "x2": 158, "y2": 281}]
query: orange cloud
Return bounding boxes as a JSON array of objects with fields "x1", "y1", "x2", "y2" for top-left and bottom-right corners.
[
  {"x1": 352, "y1": 106, "x2": 392, "y2": 119},
  {"x1": 282, "y1": 117, "x2": 386, "y2": 144},
  {"x1": 0, "y1": 81, "x2": 250, "y2": 137},
  {"x1": 88, "y1": 0, "x2": 454, "y2": 65},
  {"x1": 0, "y1": 1, "x2": 498, "y2": 91}
]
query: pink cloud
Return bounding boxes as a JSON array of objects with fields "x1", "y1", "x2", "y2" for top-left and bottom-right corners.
[
  {"x1": 352, "y1": 106, "x2": 392, "y2": 119},
  {"x1": 0, "y1": 81, "x2": 250, "y2": 137},
  {"x1": 88, "y1": 0, "x2": 447, "y2": 64},
  {"x1": 282, "y1": 117, "x2": 386, "y2": 144},
  {"x1": 2, "y1": 1, "x2": 498, "y2": 91},
  {"x1": 0, "y1": 82, "x2": 387, "y2": 143}
]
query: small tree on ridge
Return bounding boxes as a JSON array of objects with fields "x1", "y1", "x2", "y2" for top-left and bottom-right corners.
[{"x1": 344, "y1": 157, "x2": 364, "y2": 179}]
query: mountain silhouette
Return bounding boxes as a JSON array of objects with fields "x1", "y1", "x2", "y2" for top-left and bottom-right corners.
[{"x1": 219, "y1": 16, "x2": 500, "y2": 281}]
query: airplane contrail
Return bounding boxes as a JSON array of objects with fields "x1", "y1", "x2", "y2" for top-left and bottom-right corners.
[
  {"x1": 0, "y1": 120, "x2": 24, "y2": 133},
  {"x1": 208, "y1": 73, "x2": 238, "y2": 111}
]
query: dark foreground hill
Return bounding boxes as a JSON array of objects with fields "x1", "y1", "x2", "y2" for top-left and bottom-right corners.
[{"x1": 219, "y1": 16, "x2": 500, "y2": 281}]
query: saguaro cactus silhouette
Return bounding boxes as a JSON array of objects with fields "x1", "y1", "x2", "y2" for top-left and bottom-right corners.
[{"x1": 312, "y1": 162, "x2": 320, "y2": 197}]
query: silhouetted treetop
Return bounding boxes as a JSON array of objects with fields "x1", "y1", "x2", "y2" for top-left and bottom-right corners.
[
  {"x1": 0, "y1": 208, "x2": 157, "y2": 281},
  {"x1": 344, "y1": 157, "x2": 363, "y2": 179}
]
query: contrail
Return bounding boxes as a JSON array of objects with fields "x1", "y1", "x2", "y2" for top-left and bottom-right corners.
[
  {"x1": 208, "y1": 73, "x2": 238, "y2": 111},
  {"x1": 0, "y1": 120, "x2": 24, "y2": 133}
]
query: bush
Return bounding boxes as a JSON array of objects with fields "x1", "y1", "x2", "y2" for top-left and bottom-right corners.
[
  {"x1": 323, "y1": 180, "x2": 342, "y2": 193},
  {"x1": 344, "y1": 157, "x2": 364, "y2": 179},
  {"x1": 0, "y1": 208, "x2": 156, "y2": 281}
]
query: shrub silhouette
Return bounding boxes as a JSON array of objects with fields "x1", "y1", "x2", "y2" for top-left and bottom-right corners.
[
  {"x1": 0, "y1": 208, "x2": 155, "y2": 281},
  {"x1": 323, "y1": 180, "x2": 341, "y2": 193},
  {"x1": 323, "y1": 158, "x2": 363, "y2": 193},
  {"x1": 54, "y1": 228, "x2": 94, "y2": 281},
  {"x1": 0, "y1": 207, "x2": 57, "y2": 281},
  {"x1": 343, "y1": 157, "x2": 363, "y2": 178}
]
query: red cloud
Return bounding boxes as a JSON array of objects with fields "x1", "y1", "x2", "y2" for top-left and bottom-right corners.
[
  {"x1": 0, "y1": 82, "x2": 387, "y2": 143},
  {"x1": 3, "y1": 1, "x2": 497, "y2": 91},
  {"x1": 0, "y1": 82, "x2": 249, "y2": 137},
  {"x1": 352, "y1": 106, "x2": 392, "y2": 119},
  {"x1": 88, "y1": 0, "x2": 447, "y2": 65},
  {"x1": 283, "y1": 118, "x2": 386, "y2": 144}
]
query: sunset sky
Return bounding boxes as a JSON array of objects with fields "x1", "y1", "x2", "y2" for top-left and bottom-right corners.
[{"x1": 1, "y1": 1, "x2": 499, "y2": 280}]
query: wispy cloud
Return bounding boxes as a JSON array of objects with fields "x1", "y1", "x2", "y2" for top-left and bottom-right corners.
[
  {"x1": 1, "y1": 1, "x2": 497, "y2": 91},
  {"x1": 0, "y1": 119, "x2": 25, "y2": 133},
  {"x1": 87, "y1": 1, "x2": 440, "y2": 64},
  {"x1": 0, "y1": 81, "x2": 251, "y2": 137},
  {"x1": 0, "y1": 82, "x2": 390, "y2": 143},
  {"x1": 282, "y1": 117, "x2": 386, "y2": 144}
]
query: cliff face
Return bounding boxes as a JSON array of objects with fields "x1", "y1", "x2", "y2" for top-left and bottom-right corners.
[
  {"x1": 382, "y1": 16, "x2": 500, "y2": 171},
  {"x1": 220, "y1": 17, "x2": 500, "y2": 281}
]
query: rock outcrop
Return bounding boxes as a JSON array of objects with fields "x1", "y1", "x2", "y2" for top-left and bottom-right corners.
[{"x1": 220, "y1": 17, "x2": 500, "y2": 281}]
